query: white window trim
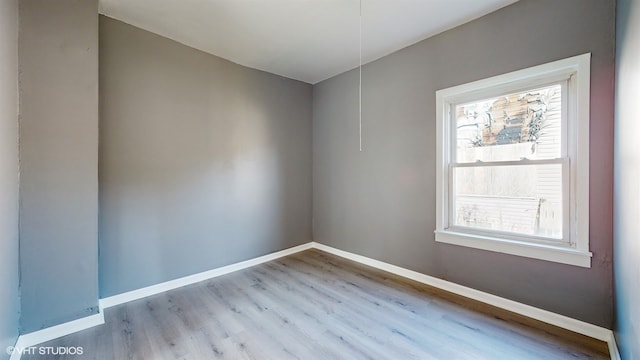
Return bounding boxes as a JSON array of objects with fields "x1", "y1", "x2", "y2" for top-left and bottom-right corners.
[{"x1": 435, "y1": 53, "x2": 592, "y2": 268}]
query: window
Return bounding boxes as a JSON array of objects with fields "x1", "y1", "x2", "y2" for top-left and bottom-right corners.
[{"x1": 435, "y1": 54, "x2": 591, "y2": 267}]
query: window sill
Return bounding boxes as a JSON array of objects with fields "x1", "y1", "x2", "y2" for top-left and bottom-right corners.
[{"x1": 434, "y1": 230, "x2": 592, "y2": 268}]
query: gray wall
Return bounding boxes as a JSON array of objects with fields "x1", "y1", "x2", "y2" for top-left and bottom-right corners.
[
  {"x1": 614, "y1": 0, "x2": 640, "y2": 358},
  {"x1": 99, "y1": 17, "x2": 313, "y2": 297},
  {"x1": 0, "y1": 0, "x2": 19, "y2": 355},
  {"x1": 313, "y1": 0, "x2": 615, "y2": 327},
  {"x1": 19, "y1": 0, "x2": 99, "y2": 332}
]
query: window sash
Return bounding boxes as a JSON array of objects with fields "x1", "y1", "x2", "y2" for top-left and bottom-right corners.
[
  {"x1": 445, "y1": 79, "x2": 570, "y2": 245},
  {"x1": 449, "y1": 79, "x2": 569, "y2": 165},
  {"x1": 446, "y1": 158, "x2": 570, "y2": 244}
]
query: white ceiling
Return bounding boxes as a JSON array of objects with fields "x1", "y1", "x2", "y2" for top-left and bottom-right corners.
[{"x1": 99, "y1": 0, "x2": 519, "y2": 84}]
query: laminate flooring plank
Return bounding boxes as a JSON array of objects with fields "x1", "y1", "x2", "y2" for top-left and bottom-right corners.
[
  {"x1": 204, "y1": 277, "x2": 303, "y2": 360},
  {"x1": 276, "y1": 258, "x2": 498, "y2": 359},
  {"x1": 241, "y1": 266, "x2": 392, "y2": 360},
  {"x1": 112, "y1": 302, "x2": 155, "y2": 360},
  {"x1": 251, "y1": 262, "x2": 423, "y2": 359},
  {"x1": 265, "y1": 258, "x2": 476, "y2": 358},
  {"x1": 21, "y1": 249, "x2": 609, "y2": 360},
  {"x1": 244, "y1": 264, "x2": 402, "y2": 357},
  {"x1": 296, "y1": 250, "x2": 608, "y2": 359},
  {"x1": 233, "y1": 270, "x2": 347, "y2": 359},
  {"x1": 161, "y1": 286, "x2": 239, "y2": 359}
]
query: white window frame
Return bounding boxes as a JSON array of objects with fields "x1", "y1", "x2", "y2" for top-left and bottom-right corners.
[{"x1": 435, "y1": 53, "x2": 592, "y2": 268}]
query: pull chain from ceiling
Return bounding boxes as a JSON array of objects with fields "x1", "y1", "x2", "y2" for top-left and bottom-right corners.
[{"x1": 359, "y1": 0, "x2": 362, "y2": 152}]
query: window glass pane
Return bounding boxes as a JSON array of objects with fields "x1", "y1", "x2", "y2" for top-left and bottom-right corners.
[
  {"x1": 455, "y1": 84, "x2": 562, "y2": 163},
  {"x1": 452, "y1": 164, "x2": 563, "y2": 239}
]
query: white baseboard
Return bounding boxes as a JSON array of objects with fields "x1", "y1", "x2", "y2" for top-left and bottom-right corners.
[
  {"x1": 99, "y1": 242, "x2": 313, "y2": 309},
  {"x1": 310, "y1": 242, "x2": 619, "y2": 359},
  {"x1": 9, "y1": 312, "x2": 104, "y2": 360},
  {"x1": 607, "y1": 331, "x2": 621, "y2": 360},
  {"x1": 9, "y1": 241, "x2": 620, "y2": 360}
]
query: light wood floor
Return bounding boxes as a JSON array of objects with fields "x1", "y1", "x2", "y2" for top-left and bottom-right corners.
[{"x1": 23, "y1": 249, "x2": 609, "y2": 359}]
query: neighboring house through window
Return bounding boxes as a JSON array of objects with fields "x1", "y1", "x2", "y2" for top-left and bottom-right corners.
[{"x1": 435, "y1": 54, "x2": 591, "y2": 267}]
